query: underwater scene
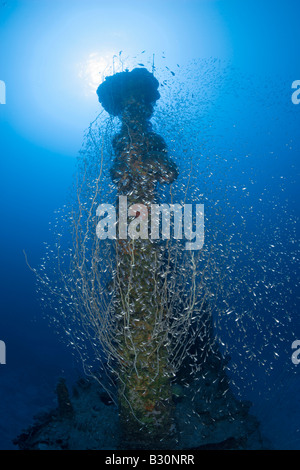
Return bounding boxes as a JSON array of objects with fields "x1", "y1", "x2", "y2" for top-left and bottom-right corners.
[{"x1": 0, "y1": 0, "x2": 299, "y2": 453}]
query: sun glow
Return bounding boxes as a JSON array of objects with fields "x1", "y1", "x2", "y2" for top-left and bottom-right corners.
[{"x1": 78, "y1": 52, "x2": 124, "y2": 95}]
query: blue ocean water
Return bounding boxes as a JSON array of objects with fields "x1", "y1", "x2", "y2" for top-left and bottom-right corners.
[{"x1": 0, "y1": 0, "x2": 299, "y2": 450}]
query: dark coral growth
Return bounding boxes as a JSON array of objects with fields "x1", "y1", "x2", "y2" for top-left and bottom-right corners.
[
  {"x1": 105, "y1": 68, "x2": 178, "y2": 201},
  {"x1": 97, "y1": 67, "x2": 160, "y2": 116}
]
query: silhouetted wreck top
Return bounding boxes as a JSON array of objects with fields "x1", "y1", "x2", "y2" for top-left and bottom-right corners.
[{"x1": 97, "y1": 68, "x2": 160, "y2": 116}]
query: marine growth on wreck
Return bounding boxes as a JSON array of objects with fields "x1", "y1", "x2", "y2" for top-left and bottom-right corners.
[{"x1": 15, "y1": 61, "x2": 295, "y2": 451}]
